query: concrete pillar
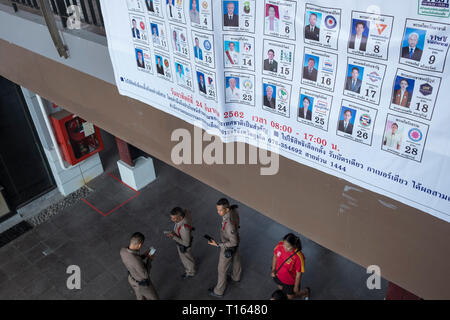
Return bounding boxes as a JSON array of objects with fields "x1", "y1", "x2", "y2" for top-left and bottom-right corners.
[{"x1": 115, "y1": 138, "x2": 156, "y2": 191}]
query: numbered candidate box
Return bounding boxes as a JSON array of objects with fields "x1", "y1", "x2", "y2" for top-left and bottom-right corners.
[
  {"x1": 130, "y1": 14, "x2": 149, "y2": 45},
  {"x1": 382, "y1": 114, "x2": 429, "y2": 163},
  {"x1": 196, "y1": 68, "x2": 217, "y2": 101},
  {"x1": 165, "y1": 0, "x2": 186, "y2": 23},
  {"x1": 262, "y1": 79, "x2": 292, "y2": 118},
  {"x1": 174, "y1": 59, "x2": 194, "y2": 91},
  {"x1": 224, "y1": 72, "x2": 255, "y2": 106},
  {"x1": 154, "y1": 52, "x2": 173, "y2": 81},
  {"x1": 149, "y1": 20, "x2": 169, "y2": 51},
  {"x1": 169, "y1": 24, "x2": 190, "y2": 59},
  {"x1": 144, "y1": 0, "x2": 164, "y2": 19},
  {"x1": 192, "y1": 31, "x2": 215, "y2": 68},
  {"x1": 336, "y1": 100, "x2": 377, "y2": 146},
  {"x1": 304, "y1": 3, "x2": 341, "y2": 50},
  {"x1": 263, "y1": 0, "x2": 297, "y2": 40},
  {"x1": 347, "y1": 11, "x2": 394, "y2": 60},
  {"x1": 390, "y1": 69, "x2": 442, "y2": 121},
  {"x1": 297, "y1": 88, "x2": 333, "y2": 132},
  {"x1": 134, "y1": 45, "x2": 153, "y2": 74},
  {"x1": 343, "y1": 58, "x2": 386, "y2": 105},
  {"x1": 223, "y1": 35, "x2": 255, "y2": 71},
  {"x1": 189, "y1": 0, "x2": 213, "y2": 31},
  {"x1": 222, "y1": 0, "x2": 256, "y2": 33},
  {"x1": 399, "y1": 19, "x2": 450, "y2": 73},
  {"x1": 127, "y1": 0, "x2": 145, "y2": 13},
  {"x1": 301, "y1": 47, "x2": 338, "y2": 92},
  {"x1": 262, "y1": 40, "x2": 295, "y2": 81}
]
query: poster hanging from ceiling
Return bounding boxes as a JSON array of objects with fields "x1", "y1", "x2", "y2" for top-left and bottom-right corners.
[{"x1": 101, "y1": 0, "x2": 450, "y2": 222}]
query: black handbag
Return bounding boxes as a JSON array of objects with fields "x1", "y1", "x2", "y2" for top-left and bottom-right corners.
[
  {"x1": 224, "y1": 246, "x2": 237, "y2": 258},
  {"x1": 178, "y1": 236, "x2": 193, "y2": 253}
]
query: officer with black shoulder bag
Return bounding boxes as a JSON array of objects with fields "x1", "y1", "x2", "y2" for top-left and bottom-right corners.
[
  {"x1": 167, "y1": 207, "x2": 196, "y2": 279},
  {"x1": 207, "y1": 198, "x2": 242, "y2": 298}
]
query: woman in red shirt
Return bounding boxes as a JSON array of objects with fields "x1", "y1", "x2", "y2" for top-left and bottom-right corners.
[{"x1": 271, "y1": 233, "x2": 310, "y2": 300}]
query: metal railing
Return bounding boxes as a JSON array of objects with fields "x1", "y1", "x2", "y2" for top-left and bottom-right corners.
[{"x1": 5, "y1": 0, "x2": 105, "y2": 35}]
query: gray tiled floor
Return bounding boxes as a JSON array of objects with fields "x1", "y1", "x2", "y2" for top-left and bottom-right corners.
[{"x1": 0, "y1": 159, "x2": 387, "y2": 300}]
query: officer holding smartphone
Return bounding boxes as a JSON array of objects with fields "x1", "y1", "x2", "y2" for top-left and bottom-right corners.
[
  {"x1": 166, "y1": 207, "x2": 196, "y2": 279},
  {"x1": 120, "y1": 232, "x2": 159, "y2": 300},
  {"x1": 207, "y1": 198, "x2": 242, "y2": 298}
]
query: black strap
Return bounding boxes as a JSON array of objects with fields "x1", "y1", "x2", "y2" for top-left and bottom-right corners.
[{"x1": 275, "y1": 250, "x2": 299, "y2": 275}]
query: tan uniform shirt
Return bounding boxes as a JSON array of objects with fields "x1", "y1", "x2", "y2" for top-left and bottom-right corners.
[
  {"x1": 218, "y1": 212, "x2": 239, "y2": 249},
  {"x1": 173, "y1": 216, "x2": 192, "y2": 247},
  {"x1": 120, "y1": 247, "x2": 150, "y2": 282}
]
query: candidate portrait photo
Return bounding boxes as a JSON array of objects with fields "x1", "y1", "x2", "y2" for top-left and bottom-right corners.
[
  {"x1": 263, "y1": 84, "x2": 276, "y2": 109},
  {"x1": 383, "y1": 121, "x2": 403, "y2": 151},
  {"x1": 155, "y1": 55, "x2": 165, "y2": 75},
  {"x1": 337, "y1": 107, "x2": 356, "y2": 135},
  {"x1": 224, "y1": 40, "x2": 239, "y2": 66},
  {"x1": 349, "y1": 19, "x2": 369, "y2": 52},
  {"x1": 345, "y1": 65, "x2": 364, "y2": 94},
  {"x1": 305, "y1": 11, "x2": 322, "y2": 42},
  {"x1": 265, "y1": 4, "x2": 279, "y2": 33},
  {"x1": 226, "y1": 77, "x2": 241, "y2": 101},
  {"x1": 190, "y1": 0, "x2": 200, "y2": 24},
  {"x1": 263, "y1": 49, "x2": 278, "y2": 73},
  {"x1": 223, "y1": 1, "x2": 239, "y2": 27},
  {"x1": 135, "y1": 48, "x2": 146, "y2": 69},
  {"x1": 303, "y1": 55, "x2": 319, "y2": 82},
  {"x1": 401, "y1": 28, "x2": 425, "y2": 62},
  {"x1": 298, "y1": 95, "x2": 313, "y2": 121},
  {"x1": 197, "y1": 71, "x2": 207, "y2": 94},
  {"x1": 392, "y1": 77, "x2": 415, "y2": 108}
]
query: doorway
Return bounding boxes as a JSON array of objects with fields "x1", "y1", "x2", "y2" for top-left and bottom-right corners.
[{"x1": 0, "y1": 76, "x2": 56, "y2": 221}]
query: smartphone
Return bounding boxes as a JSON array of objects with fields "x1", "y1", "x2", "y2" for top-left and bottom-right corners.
[
  {"x1": 204, "y1": 234, "x2": 214, "y2": 242},
  {"x1": 149, "y1": 247, "x2": 156, "y2": 256}
]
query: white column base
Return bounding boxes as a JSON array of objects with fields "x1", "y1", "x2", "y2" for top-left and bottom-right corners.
[{"x1": 117, "y1": 156, "x2": 156, "y2": 191}]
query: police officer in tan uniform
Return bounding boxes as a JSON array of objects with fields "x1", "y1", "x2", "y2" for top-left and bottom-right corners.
[
  {"x1": 166, "y1": 207, "x2": 196, "y2": 278},
  {"x1": 120, "y1": 232, "x2": 159, "y2": 300},
  {"x1": 208, "y1": 198, "x2": 242, "y2": 298}
]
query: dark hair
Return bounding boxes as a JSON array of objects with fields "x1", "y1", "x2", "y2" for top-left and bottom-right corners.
[
  {"x1": 392, "y1": 123, "x2": 399, "y2": 128},
  {"x1": 399, "y1": 78, "x2": 409, "y2": 84},
  {"x1": 271, "y1": 290, "x2": 287, "y2": 300},
  {"x1": 356, "y1": 21, "x2": 365, "y2": 29},
  {"x1": 268, "y1": 49, "x2": 275, "y2": 55},
  {"x1": 352, "y1": 67, "x2": 359, "y2": 73},
  {"x1": 132, "y1": 19, "x2": 136, "y2": 22},
  {"x1": 268, "y1": 5, "x2": 276, "y2": 11},
  {"x1": 130, "y1": 232, "x2": 145, "y2": 246},
  {"x1": 308, "y1": 57, "x2": 315, "y2": 63},
  {"x1": 170, "y1": 207, "x2": 186, "y2": 217},
  {"x1": 310, "y1": 13, "x2": 317, "y2": 18},
  {"x1": 283, "y1": 233, "x2": 302, "y2": 251},
  {"x1": 344, "y1": 109, "x2": 353, "y2": 116},
  {"x1": 216, "y1": 198, "x2": 230, "y2": 209},
  {"x1": 303, "y1": 97, "x2": 310, "y2": 104}
]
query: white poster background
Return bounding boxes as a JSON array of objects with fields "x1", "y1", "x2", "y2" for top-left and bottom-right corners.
[{"x1": 100, "y1": 0, "x2": 450, "y2": 222}]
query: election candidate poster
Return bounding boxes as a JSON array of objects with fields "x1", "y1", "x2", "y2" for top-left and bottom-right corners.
[{"x1": 102, "y1": 0, "x2": 450, "y2": 223}]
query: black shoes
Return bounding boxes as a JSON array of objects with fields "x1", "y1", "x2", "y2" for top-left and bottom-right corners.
[
  {"x1": 208, "y1": 287, "x2": 224, "y2": 298},
  {"x1": 227, "y1": 275, "x2": 240, "y2": 283}
]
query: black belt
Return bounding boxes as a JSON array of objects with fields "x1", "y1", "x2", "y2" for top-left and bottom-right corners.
[{"x1": 128, "y1": 272, "x2": 150, "y2": 286}]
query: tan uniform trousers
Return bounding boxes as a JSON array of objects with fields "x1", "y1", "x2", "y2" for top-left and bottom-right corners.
[
  {"x1": 128, "y1": 276, "x2": 159, "y2": 300},
  {"x1": 214, "y1": 247, "x2": 242, "y2": 296},
  {"x1": 177, "y1": 246, "x2": 196, "y2": 276},
  {"x1": 128, "y1": 261, "x2": 159, "y2": 300}
]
